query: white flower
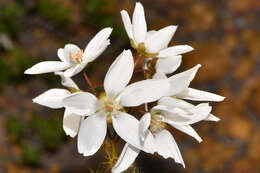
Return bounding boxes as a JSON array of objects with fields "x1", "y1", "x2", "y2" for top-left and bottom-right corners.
[
  {"x1": 121, "y1": 2, "x2": 193, "y2": 58},
  {"x1": 32, "y1": 72, "x2": 82, "y2": 138},
  {"x1": 112, "y1": 100, "x2": 214, "y2": 173},
  {"x1": 62, "y1": 50, "x2": 174, "y2": 157},
  {"x1": 24, "y1": 27, "x2": 113, "y2": 77},
  {"x1": 112, "y1": 65, "x2": 225, "y2": 173}
]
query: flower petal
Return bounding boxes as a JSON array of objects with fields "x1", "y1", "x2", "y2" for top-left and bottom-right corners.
[
  {"x1": 154, "y1": 130, "x2": 185, "y2": 168},
  {"x1": 104, "y1": 50, "x2": 134, "y2": 98},
  {"x1": 57, "y1": 48, "x2": 66, "y2": 62},
  {"x1": 63, "y1": 63, "x2": 88, "y2": 78},
  {"x1": 158, "y1": 45, "x2": 194, "y2": 58},
  {"x1": 145, "y1": 25, "x2": 177, "y2": 53},
  {"x1": 152, "y1": 103, "x2": 212, "y2": 126},
  {"x1": 170, "y1": 124, "x2": 202, "y2": 143},
  {"x1": 63, "y1": 108, "x2": 82, "y2": 138},
  {"x1": 62, "y1": 92, "x2": 100, "y2": 115},
  {"x1": 32, "y1": 89, "x2": 70, "y2": 109},
  {"x1": 132, "y1": 2, "x2": 147, "y2": 44},
  {"x1": 63, "y1": 44, "x2": 81, "y2": 64},
  {"x1": 83, "y1": 27, "x2": 112, "y2": 62},
  {"x1": 55, "y1": 72, "x2": 79, "y2": 89},
  {"x1": 139, "y1": 113, "x2": 151, "y2": 142},
  {"x1": 166, "y1": 64, "x2": 201, "y2": 96},
  {"x1": 119, "y1": 79, "x2": 170, "y2": 107},
  {"x1": 152, "y1": 105, "x2": 191, "y2": 124},
  {"x1": 24, "y1": 61, "x2": 70, "y2": 75},
  {"x1": 146, "y1": 30, "x2": 157, "y2": 40},
  {"x1": 112, "y1": 112, "x2": 155, "y2": 154},
  {"x1": 158, "y1": 97, "x2": 194, "y2": 110},
  {"x1": 77, "y1": 111, "x2": 107, "y2": 156},
  {"x1": 112, "y1": 144, "x2": 140, "y2": 173},
  {"x1": 206, "y1": 114, "x2": 220, "y2": 122},
  {"x1": 121, "y1": 10, "x2": 133, "y2": 39},
  {"x1": 152, "y1": 71, "x2": 168, "y2": 79},
  {"x1": 176, "y1": 88, "x2": 225, "y2": 102},
  {"x1": 156, "y1": 56, "x2": 182, "y2": 74}
]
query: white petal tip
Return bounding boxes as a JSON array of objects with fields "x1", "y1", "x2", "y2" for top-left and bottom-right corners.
[
  {"x1": 32, "y1": 98, "x2": 38, "y2": 103},
  {"x1": 24, "y1": 68, "x2": 33, "y2": 74},
  {"x1": 63, "y1": 127, "x2": 77, "y2": 138},
  {"x1": 104, "y1": 27, "x2": 113, "y2": 34},
  {"x1": 213, "y1": 117, "x2": 221, "y2": 122},
  {"x1": 196, "y1": 64, "x2": 202, "y2": 68},
  {"x1": 120, "y1": 10, "x2": 127, "y2": 14},
  {"x1": 219, "y1": 96, "x2": 225, "y2": 101}
]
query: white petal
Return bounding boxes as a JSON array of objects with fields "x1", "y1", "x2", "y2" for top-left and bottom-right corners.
[
  {"x1": 63, "y1": 44, "x2": 81, "y2": 64},
  {"x1": 62, "y1": 92, "x2": 100, "y2": 115},
  {"x1": 112, "y1": 144, "x2": 140, "y2": 173},
  {"x1": 83, "y1": 27, "x2": 112, "y2": 62},
  {"x1": 156, "y1": 56, "x2": 182, "y2": 74},
  {"x1": 152, "y1": 103, "x2": 212, "y2": 126},
  {"x1": 166, "y1": 64, "x2": 201, "y2": 96},
  {"x1": 152, "y1": 105, "x2": 191, "y2": 124},
  {"x1": 24, "y1": 61, "x2": 70, "y2": 74},
  {"x1": 152, "y1": 71, "x2": 168, "y2": 79},
  {"x1": 159, "y1": 97, "x2": 219, "y2": 122},
  {"x1": 112, "y1": 112, "x2": 155, "y2": 154},
  {"x1": 158, "y1": 97, "x2": 194, "y2": 110},
  {"x1": 145, "y1": 30, "x2": 157, "y2": 40},
  {"x1": 55, "y1": 72, "x2": 79, "y2": 89},
  {"x1": 188, "y1": 103, "x2": 212, "y2": 124},
  {"x1": 145, "y1": 26, "x2": 178, "y2": 54},
  {"x1": 170, "y1": 124, "x2": 202, "y2": 143},
  {"x1": 77, "y1": 111, "x2": 107, "y2": 156},
  {"x1": 33, "y1": 89, "x2": 70, "y2": 109},
  {"x1": 206, "y1": 114, "x2": 220, "y2": 122},
  {"x1": 104, "y1": 50, "x2": 134, "y2": 98},
  {"x1": 139, "y1": 113, "x2": 151, "y2": 142},
  {"x1": 121, "y1": 10, "x2": 133, "y2": 39},
  {"x1": 57, "y1": 48, "x2": 66, "y2": 62},
  {"x1": 63, "y1": 108, "x2": 82, "y2": 138},
  {"x1": 63, "y1": 63, "x2": 87, "y2": 78},
  {"x1": 155, "y1": 130, "x2": 185, "y2": 168},
  {"x1": 132, "y1": 2, "x2": 147, "y2": 44},
  {"x1": 158, "y1": 45, "x2": 194, "y2": 58},
  {"x1": 176, "y1": 88, "x2": 225, "y2": 102},
  {"x1": 86, "y1": 39, "x2": 110, "y2": 62},
  {"x1": 119, "y1": 79, "x2": 170, "y2": 107}
]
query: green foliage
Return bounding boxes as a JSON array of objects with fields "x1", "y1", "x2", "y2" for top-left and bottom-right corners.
[
  {"x1": 0, "y1": 2, "x2": 25, "y2": 36},
  {"x1": 36, "y1": 0, "x2": 71, "y2": 25},
  {"x1": 21, "y1": 143, "x2": 41, "y2": 166},
  {"x1": 0, "y1": 47, "x2": 35, "y2": 90},
  {"x1": 5, "y1": 116, "x2": 25, "y2": 144},
  {"x1": 80, "y1": 0, "x2": 127, "y2": 39},
  {"x1": 30, "y1": 113, "x2": 66, "y2": 151}
]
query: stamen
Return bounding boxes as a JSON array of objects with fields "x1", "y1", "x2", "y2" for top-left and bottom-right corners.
[{"x1": 69, "y1": 49, "x2": 84, "y2": 63}]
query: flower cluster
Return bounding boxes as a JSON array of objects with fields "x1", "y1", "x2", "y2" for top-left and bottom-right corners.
[{"x1": 25, "y1": 2, "x2": 224, "y2": 173}]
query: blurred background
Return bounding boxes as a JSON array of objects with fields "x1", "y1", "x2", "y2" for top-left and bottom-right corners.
[{"x1": 0, "y1": 0, "x2": 260, "y2": 172}]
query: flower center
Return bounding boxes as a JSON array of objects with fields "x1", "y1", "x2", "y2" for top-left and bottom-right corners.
[
  {"x1": 149, "y1": 113, "x2": 166, "y2": 134},
  {"x1": 106, "y1": 101, "x2": 114, "y2": 112},
  {"x1": 99, "y1": 93, "x2": 124, "y2": 114},
  {"x1": 69, "y1": 49, "x2": 83, "y2": 63}
]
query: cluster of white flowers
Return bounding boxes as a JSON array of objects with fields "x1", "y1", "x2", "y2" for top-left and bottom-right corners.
[{"x1": 25, "y1": 2, "x2": 224, "y2": 173}]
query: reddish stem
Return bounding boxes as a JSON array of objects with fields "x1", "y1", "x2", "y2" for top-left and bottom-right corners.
[{"x1": 83, "y1": 71, "x2": 96, "y2": 95}]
